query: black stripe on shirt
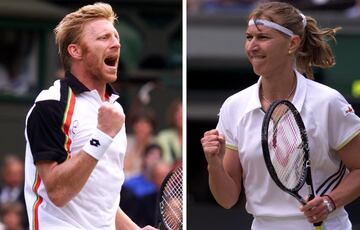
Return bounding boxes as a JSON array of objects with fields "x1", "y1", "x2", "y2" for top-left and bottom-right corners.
[
  {"x1": 27, "y1": 81, "x2": 70, "y2": 164},
  {"x1": 316, "y1": 161, "x2": 346, "y2": 195}
]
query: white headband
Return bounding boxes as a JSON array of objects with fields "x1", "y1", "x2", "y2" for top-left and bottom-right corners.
[
  {"x1": 248, "y1": 19, "x2": 294, "y2": 36},
  {"x1": 248, "y1": 15, "x2": 307, "y2": 37}
]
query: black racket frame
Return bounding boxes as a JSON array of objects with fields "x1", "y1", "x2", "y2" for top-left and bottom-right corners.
[{"x1": 261, "y1": 99, "x2": 314, "y2": 204}]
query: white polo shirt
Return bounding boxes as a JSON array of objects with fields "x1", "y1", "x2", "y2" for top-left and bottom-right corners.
[
  {"x1": 216, "y1": 71, "x2": 360, "y2": 230},
  {"x1": 24, "y1": 72, "x2": 126, "y2": 230}
]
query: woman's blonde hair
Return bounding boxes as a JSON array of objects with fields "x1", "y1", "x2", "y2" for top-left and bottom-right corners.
[
  {"x1": 249, "y1": 1, "x2": 340, "y2": 79},
  {"x1": 54, "y1": 2, "x2": 117, "y2": 71}
]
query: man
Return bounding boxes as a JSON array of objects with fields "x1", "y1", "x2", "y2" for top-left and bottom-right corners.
[
  {"x1": 24, "y1": 3, "x2": 157, "y2": 230},
  {"x1": 0, "y1": 155, "x2": 24, "y2": 205},
  {"x1": 0, "y1": 155, "x2": 28, "y2": 229}
]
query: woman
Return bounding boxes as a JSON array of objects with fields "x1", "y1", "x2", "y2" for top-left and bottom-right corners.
[
  {"x1": 200, "y1": 2, "x2": 360, "y2": 229},
  {"x1": 124, "y1": 109, "x2": 156, "y2": 179},
  {"x1": 156, "y1": 98, "x2": 182, "y2": 167}
]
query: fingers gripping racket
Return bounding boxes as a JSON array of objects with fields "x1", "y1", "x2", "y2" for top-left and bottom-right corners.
[
  {"x1": 261, "y1": 100, "x2": 323, "y2": 229},
  {"x1": 157, "y1": 166, "x2": 183, "y2": 230}
]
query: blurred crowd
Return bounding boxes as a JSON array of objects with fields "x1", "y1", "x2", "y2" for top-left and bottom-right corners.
[
  {"x1": 188, "y1": 0, "x2": 360, "y2": 17},
  {"x1": 120, "y1": 94, "x2": 183, "y2": 227},
  {"x1": 0, "y1": 155, "x2": 28, "y2": 230}
]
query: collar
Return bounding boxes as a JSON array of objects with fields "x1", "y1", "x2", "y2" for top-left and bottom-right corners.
[
  {"x1": 64, "y1": 71, "x2": 119, "y2": 100},
  {"x1": 64, "y1": 71, "x2": 89, "y2": 94},
  {"x1": 244, "y1": 70, "x2": 307, "y2": 114},
  {"x1": 291, "y1": 70, "x2": 307, "y2": 113}
]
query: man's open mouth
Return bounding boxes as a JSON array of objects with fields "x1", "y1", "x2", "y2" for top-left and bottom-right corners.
[{"x1": 104, "y1": 56, "x2": 118, "y2": 67}]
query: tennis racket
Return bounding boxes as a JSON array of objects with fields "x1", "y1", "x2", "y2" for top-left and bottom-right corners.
[
  {"x1": 261, "y1": 99, "x2": 323, "y2": 230},
  {"x1": 157, "y1": 166, "x2": 183, "y2": 230}
]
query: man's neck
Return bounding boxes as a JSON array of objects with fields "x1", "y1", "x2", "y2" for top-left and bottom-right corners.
[{"x1": 70, "y1": 67, "x2": 107, "y2": 101}]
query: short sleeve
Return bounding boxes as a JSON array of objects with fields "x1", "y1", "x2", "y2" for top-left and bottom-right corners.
[
  {"x1": 26, "y1": 100, "x2": 68, "y2": 164},
  {"x1": 216, "y1": 101, "x2": 238, "y2": 150},
  {"x1": 327, "y1": 92, "x2": 360, "y2": 150}
]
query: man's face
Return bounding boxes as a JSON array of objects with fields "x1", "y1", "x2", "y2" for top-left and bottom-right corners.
[
  {"x1": 80, "y1": 19, "x2": 120, "y2": 84},
  {"x1": 3, "y1": 161, "x2": 24, "y2": 188}
]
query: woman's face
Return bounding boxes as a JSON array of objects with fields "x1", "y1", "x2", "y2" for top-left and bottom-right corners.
[
  {"x1": 245, "y1": 20, "x2": 293, "y2": 77},
  {"x1": 133, "y1": 118, "x2": 153, "y2": 140}
]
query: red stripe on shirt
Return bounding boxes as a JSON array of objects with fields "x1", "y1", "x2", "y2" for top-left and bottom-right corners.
[
  {"x1": 62, "y1": 87, "x2": 76, "y2": 159},
  {"x1": 32, "y1": 173, "x2": 43, "y2": 230}
]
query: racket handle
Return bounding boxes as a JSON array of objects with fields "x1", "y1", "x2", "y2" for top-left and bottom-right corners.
[
  {"x1": 308, "y1": 194, "x2": 315, "y2": 201},
  {"x1": 314, "y1": 221, "x2": 323, "y2": 229},
  {"x1": 308, "y1": 194, "x2": 322, "y2": 228}
]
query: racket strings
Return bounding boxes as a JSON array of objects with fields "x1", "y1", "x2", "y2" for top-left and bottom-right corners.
[
  {"x1": 269, "y1": 106, "x2": 306, "y2": 189},
  {"x1": 160, "y1": 167, "x2": 183, "y2": 230}
]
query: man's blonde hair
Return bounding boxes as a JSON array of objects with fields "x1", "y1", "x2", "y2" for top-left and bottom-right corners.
[{"x1": 54, "y1": 2, "x2": 117, "y2": 71}]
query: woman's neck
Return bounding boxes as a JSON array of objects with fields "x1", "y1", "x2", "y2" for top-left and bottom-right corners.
[{"x1": 260, "y1": 69, "x2": 297, "y2": 101}]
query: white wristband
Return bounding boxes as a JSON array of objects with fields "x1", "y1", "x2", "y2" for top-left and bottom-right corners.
[{"x1": 83, "y1": 129, "x2": 113, "y2": 160}]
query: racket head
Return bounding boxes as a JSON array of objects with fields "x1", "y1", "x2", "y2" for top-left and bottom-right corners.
[
  {"x1": 261, "y1": 99, "x2": 310, "y2": 203},
  {"x1": 157, "y1": 166, "x2": 183, "y2": 230}
]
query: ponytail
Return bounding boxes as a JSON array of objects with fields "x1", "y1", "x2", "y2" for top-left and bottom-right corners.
[{"x1": 297, "y1": 16, "x2": 341, "y2": 80}]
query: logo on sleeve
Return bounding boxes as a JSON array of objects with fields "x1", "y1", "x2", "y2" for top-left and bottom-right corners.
[
  {"x1": 71, "y1": 120, "x2": 79, "y2": 134},
  {"x1": 343, "y1": 105, "x2": 354, "y2": 116},
  {"x1": 90, "y1": 139, "x2": 100, "y2": 147}
]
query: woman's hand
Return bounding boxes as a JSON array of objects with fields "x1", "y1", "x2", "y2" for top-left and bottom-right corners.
[
  {"x1": 300, "y1": 196, "x2": 333, "y2": 224},
  {"x1": 201, "y1": 129, "x2": 226, "y2": 168}
]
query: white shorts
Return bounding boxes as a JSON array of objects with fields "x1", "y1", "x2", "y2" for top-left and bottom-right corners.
[{"x1": 251, "y1": 208, "x2": 351, "y2": 230}]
